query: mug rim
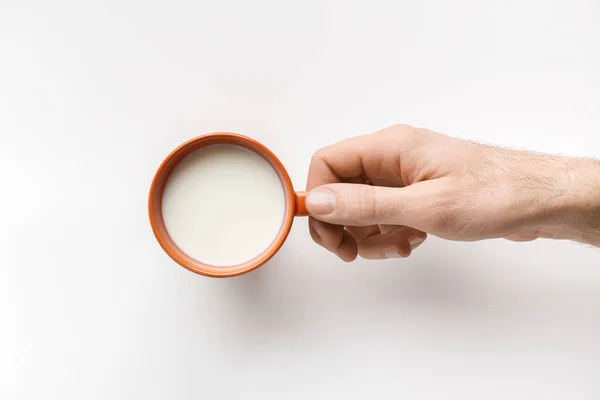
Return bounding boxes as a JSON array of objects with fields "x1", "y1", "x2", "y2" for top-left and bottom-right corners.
[{"x1": 148, "y1": 132, "x2": 296, "y2": 278}]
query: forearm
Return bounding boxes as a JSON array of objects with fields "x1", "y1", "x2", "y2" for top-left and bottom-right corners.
[{"x1": 537, "y1": 157, "x2": 600, "y2": 246}]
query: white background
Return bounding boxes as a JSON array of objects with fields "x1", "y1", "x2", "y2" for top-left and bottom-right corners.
[{"x1": 1, "y1": 0, "x2": 600, "y2": 398}]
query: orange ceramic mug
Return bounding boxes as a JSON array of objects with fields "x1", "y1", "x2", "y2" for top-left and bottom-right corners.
[{"x1": 148, "y1": 133, "x2": 308, "y2": 278}]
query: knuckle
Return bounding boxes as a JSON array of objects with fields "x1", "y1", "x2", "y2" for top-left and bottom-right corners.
[
  {"x1": 392, "y1": 123, "x2": 414, "y2": 132},
  {"x1": 342, "y1": 186, "x2": 397, "y2": 224},
  {"x1": 310, "y1": 148, "x2": 326, "y2": 165},
  {"x1": 388, "y1": 123, "x2": 412, "y2": 132},
  {"x1": 379, "y1": 124, "x2": 426, "y2": 147},
  {"x1": 356, "y1": 185, "x2": 378, "y2": 221}
]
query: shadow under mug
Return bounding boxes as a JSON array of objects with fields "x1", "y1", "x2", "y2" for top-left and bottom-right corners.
[{"x1": 148, "y1": 133, "x2": 308, "y2": 278}]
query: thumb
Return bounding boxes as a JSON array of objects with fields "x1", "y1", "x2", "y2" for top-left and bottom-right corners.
[{"x1": 305, "y1": 182, "x2": 437, "y2": 228}]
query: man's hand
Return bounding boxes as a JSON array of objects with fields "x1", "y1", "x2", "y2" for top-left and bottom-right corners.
[{"x1": 306, "y1": 125, "x2": 600, "y2": 261}]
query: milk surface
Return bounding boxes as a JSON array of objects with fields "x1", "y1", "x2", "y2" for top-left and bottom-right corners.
[{"x1": 161, "y1": 144, "x2": 286, "y2": 266}]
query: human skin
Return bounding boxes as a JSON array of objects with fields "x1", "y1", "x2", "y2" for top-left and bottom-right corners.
[{"x1": 305, "y1": 125, "x2": 600, "y2": 261}]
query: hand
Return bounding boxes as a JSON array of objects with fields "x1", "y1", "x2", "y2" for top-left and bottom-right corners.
[{"x1": 305, "y1": 125, "x2": 600, "y2": 261}]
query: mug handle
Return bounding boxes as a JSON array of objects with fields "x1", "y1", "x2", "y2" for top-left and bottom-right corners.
[{"x1": 295, "y1": 191, "x2": 308, "y2": 216}]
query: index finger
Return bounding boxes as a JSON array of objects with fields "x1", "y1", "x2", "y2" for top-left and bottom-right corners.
[
  {"x1": 306, "y1": 128, "x2": 412, "y2": 190},
  {"x1": 306, "y1": 134, "x2": 373, "y2": 190}
]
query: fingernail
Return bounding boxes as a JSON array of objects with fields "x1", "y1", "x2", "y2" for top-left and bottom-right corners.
[
  {"x1": 306, "y1": 188, "x2": 336, "y2": 215},
  {"x1": 384, "y1": 248, "x2": 404, "y2": 259},
  {"x1": 408, "y1": 235, "x2": 424, "y2": 249}
]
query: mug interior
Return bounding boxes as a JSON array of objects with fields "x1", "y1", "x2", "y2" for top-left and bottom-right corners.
[{"x1": 148, "y1": 133, "x2": 295, "y2": 277}]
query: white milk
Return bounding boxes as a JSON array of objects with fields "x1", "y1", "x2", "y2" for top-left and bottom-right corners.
[{"x1": 161, "y1": 144, "x2": 286, "y2": 266}]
